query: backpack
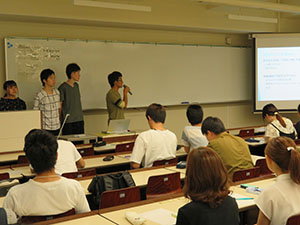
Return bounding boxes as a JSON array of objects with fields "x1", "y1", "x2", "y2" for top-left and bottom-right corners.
[
  {"x1": 88, "y1": 171, "x2": 135, "y2": 208},
  {"x1": 270, "y1": 123, "x2": 296, "y2": 139}
]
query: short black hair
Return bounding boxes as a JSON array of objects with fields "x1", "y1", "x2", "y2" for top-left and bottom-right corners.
[
  {"x1": 108, "y1": 71, "x2": 122, "y2": 88},
  {"x1": 3, "y1": 80, "x2": 17, "y2": 91},
  {"x1": 186, "y1": 104, "x2": 204, "y2": 125},
  {"x1": 201, "y1": 117, "x2": 226, "y2": 135},
  {"x1": 262, "y1": 103, "x2": 278, "y2": 119},
  {"x1": 24, "y1": 129, "x2": 58, "y2": 174},
  {"x1": 66, "y1": 63, "x2": 80, "y2": 79},
  {"x1": 40, "y1": 69, "x2": 55, "y2": 86},
  {"x1": 146, "y1": 103, "x2": 166, "y2": 123}
]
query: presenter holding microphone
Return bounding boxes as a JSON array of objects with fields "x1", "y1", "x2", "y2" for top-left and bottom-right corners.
[{"x1": 106, "y1": 71, "x2": 131, "y2": 120}]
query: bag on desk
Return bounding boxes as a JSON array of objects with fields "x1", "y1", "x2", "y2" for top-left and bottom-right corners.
[{"x1": 88, "y1": 170, "x2": 135, "y2": 208}]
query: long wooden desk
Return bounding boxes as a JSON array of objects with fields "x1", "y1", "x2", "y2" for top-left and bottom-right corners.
[
  {"x1": 100, "y1": 175, "x2": 275, "y2": 225},
  {"x1": 96, "y1": 132, "x2": 138, "y2": 144}
]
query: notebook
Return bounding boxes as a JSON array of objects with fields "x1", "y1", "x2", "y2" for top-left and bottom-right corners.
[{"x1": 105, "y1": 119, "x2": 130, "y2": 134}]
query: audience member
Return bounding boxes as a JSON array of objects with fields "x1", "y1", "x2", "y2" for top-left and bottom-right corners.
[
  {"x1": 255, "y1": 137, "x2": 300, "y2": 225},
  {"x1": 176, "y1": 147, "x2": 239, "y2": 225},
  {"x1": 55, "y1": 140, "x2": 85, "y2": 175},
  {"x1": 3, "y1": 129, "x2": 90, "y2": 218},
  {"x1": 262, "y1": 103, "x2": 296, "y2": 142},
  {"x1": 130, "y1": 103, "x2": 177, "y2": 168},
  {"x1": 181, "y1": 104, "x2": 208, "y2": 153},
  {"x1": 201, "y1": 116, "x2": 253, "y2": 179}
]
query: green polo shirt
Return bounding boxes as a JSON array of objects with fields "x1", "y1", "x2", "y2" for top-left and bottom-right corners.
[
  {"x1": 106, "y1": 89, "x2": 125, "y2": 120},
  {"x1": 208, "y1": 132, "x2": 253, "y2": 179}
]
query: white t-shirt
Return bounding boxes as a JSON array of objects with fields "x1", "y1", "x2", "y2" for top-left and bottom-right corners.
[
  {"x1": 265, "y1": 118, "x2": 296, "y2": 138},
  {"x1": 55, "y1": 140, "x2": 82, "y2": 175},
  {"x1": 181, "y1": 126, "x2": 208, "y2": 150},
  {"x1": 130, "y1": 129, "x2": 177, "y2": 168},
  {"x1": 255, "y1": 174, "x2": 300, "y2": 225},
  {"x1": 3, "y1": 177, "x2": 90, "y2": 217}
]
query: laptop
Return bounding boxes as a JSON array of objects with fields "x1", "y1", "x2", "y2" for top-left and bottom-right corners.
[{"x1": 105, "y1": 119, "x2": 130, "y2": 134}]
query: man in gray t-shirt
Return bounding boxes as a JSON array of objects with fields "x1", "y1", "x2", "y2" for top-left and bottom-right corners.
[{"x1": 58, "y1": 63, "x2": 84, "y2": 135}]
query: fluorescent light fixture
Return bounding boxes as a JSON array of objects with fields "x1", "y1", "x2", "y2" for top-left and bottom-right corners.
[
  {"x1": 228, "y1": 14, "x2": 278, "y2": 24},
  {"x1": 73, "y1": 0, "x2": 151, "y2": 12},
  {"x1": 196, "y1": 0, "x2": 300, "y2": 14}
]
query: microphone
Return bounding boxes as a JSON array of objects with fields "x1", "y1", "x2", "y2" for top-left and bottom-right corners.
[
  {"x1": 123, "y1": 85, "x2": 132, "y2": 95},
  {"x1": 57, "y1": 113, "x2": 70, "y2": 140}
]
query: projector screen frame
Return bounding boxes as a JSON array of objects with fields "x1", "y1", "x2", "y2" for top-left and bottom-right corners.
[{"x1": 253, "y1": 33, "x2": 300, "y2": 113}]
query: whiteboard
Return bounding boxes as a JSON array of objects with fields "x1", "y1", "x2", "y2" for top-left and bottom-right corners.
[{"x1": 5, "y1": 37, "x2": 252, "y2": 110}]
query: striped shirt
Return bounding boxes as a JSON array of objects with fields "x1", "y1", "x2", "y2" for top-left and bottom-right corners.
[{"x1": 33, "y1": 89, "x2": 60, "y2": 130}]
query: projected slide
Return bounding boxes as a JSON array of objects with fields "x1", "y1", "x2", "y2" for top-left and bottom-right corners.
[{"x1": 258, "y1": 47, "x2": 300, "y2": 101}]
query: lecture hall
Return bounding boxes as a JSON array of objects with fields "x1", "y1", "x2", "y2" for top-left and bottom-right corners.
[{"x1": 1, "y1": 1, "x2": 300, "y2": 225}]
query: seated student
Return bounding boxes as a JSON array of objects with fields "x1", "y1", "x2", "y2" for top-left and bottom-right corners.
[
  {"x1": 295, "y1": 104, "x2": 300, "y2": 137},
  {"x1": 55, "y1": 139, "x2": 85, "y2": 175},
  {"x1": 181, "y1": 104, "x2": 208, "y2": 153},
  {"x1": 130, "y1": 103, "x2": 177, "y2": 169},
  {"x1": 262, "y1": 103, "x2": 296, "y2": 142},
  {"x1": 201, "y1": 117, "x2": 253, "y2": 179},
  {"x1": 0, "y1": 80, "x2": 26, "y2": 111},
  {"x1": 176, "y1": 147, "x2": 239, "y2": 225},
  {"x1": 0, "y1": 208, "x2": 18, "y2": 225},
  {"x1": 255, "y1": 137, "x2": 300, "y2": 225},
  {"x1": 3, "y1": 129, "x2": 90, "y2": 218},
  {"x1": 33, "y1": 69, "x2": 61, "y2": 136}
]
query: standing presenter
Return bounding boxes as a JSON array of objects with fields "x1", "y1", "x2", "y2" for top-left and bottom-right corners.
[{"x1": 106, "y1": 71, "x2": 130, "y2": 120}]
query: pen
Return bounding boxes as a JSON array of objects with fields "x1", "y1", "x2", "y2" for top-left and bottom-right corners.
[{"x1": 236, "y1": 197, "x2": 254, "y2": 200}]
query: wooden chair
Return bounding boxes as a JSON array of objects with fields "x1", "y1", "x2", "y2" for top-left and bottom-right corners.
[
  {"x1": 287, "y1": 214, "x2": 300, "y2": 225},
  {"x1": 152, "y1": 158, "x2": 178, "y2": 166},
  {"x1": 0, "y1": 173, "x2": 9, "y2": 181},
  {"x1": 115, "y1": 142, "x2": 135, "y2": 153},
  {"x1": 76, "y1": 144, "x2": 94, "y2": 156},
  {"x1": 238, "y1": 129, "x2": 255, "y2": 137},
  {"x1": 100, "y1": 186, "x2": 140, "y2": 209},
  {"x1": 62, "y1": 168, "x2": 96, "y2": 179},
  {"x1": 21, "y1": 208, "x2": 75, "y2": 224},
  {"x1": 146, "y1": 172, "x2": 181, "y2": 199},
  {"x1": 294, "y1": 139, "x2": 300, "y2": 145},
  {"x1": 17, "y1": 155, "x2": 29, "y2": 164},
  {"x1": 255, "y1": 159, "x2": 273, "y2": 175},
  {"x1": 232, "y1": 167, "x2": 260, "y2": 182}
]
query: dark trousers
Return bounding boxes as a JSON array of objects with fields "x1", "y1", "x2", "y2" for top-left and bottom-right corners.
[{"x1": 62, "y1": 120, "x2": 85, "y2": 135}]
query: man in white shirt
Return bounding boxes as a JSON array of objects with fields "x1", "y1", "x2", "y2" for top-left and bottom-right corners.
[
  {"x1": 3, "y1": 129, "x2": 90, "y2": 219},
  {"x1": 181, "y1": 104, "x2": 208, "y2": 153},
  {"x1": 130, "y1": 103, "x2": 177, "y2": 168},
  {"x1": 55, "y1": 140, "x2": 85, "y2": 175}
]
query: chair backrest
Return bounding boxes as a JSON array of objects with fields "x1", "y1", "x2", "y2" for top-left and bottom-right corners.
[
  {"x1": 76, "y1": 144, "x2": 94, "y2": 157},
  {"x1": 0, "y1": 173, "x2": 9, "y2": 181},
  {"x1": 146, "y1": 172, "x2": 181, "y2": 199},
  {"x1": 17, "y1": 155, "x2": 29, "y2": 164},
  {"x1": 287, "y1": 214, "x2": 300, "y2": 225},
  {"x1": 62, "y1": 168, "x2": 96, "y2": 179},
  {"x1": 255, "y1": 159, "x2": 273, "y2": 175},
  {"x1": 21, "y1": 208, "x2": 75, "y2": 224},
  {"x1": 152, "y1": 158, "x2": 178, "y2": 167},
  {"x1": 100, "y1": 186, "x2": 140, "y2": 209},
  {"x1": 232, "y1": 167, "x2": 260, "y2": 182},
  {"x1": 238, "y1": 129, "x2": 255, "y2": 137},
  {"x1": 294, "y1": 139, "x2": 300, "y2": 145},
  {"x1": 115, "y1": 142, "x2": 134, "y2": 153}
]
